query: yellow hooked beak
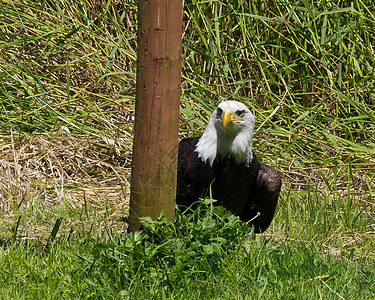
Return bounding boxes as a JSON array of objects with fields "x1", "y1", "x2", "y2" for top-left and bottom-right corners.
[
  {"x1": 223, "y1": 109, "x2": 241, "y2": 130},
  {"x1": 222, "y1": 109, "x2": 233, "y2": 130}
]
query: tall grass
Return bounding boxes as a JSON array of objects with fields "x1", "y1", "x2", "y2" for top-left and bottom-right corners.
[
  {"x1": 0, "y1": 0, "x2": 375, "y2": 298},
  {"x1": 0, "y1": 0, "x2": 137, "y2": 135}
]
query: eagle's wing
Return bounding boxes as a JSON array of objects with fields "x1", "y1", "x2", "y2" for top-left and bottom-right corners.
[
  {"x1": 176, "y1": 137, "x2": 214, "y2": 208},
  {"x1": 177, "y1": 137, "x2": 281, "y2": 233},
  {"x1": 240, "y1": 162, "x2": 282, "y2": 233}
]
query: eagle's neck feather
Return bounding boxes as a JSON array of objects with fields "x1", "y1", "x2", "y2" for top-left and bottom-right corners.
[
  {"x1": 195, "y1": 125, "x2": 217, "y2": 167},
  {"x1": 195, "y1": 128, "x2": 253, "y2": 167}
]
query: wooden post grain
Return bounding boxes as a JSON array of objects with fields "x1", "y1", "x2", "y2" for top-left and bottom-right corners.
[{"x1": 128, "y1": 0, "x2": 183, "y2": 232}]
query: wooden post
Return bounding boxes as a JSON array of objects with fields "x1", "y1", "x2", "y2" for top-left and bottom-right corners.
[{"x1": 128, "y1": 0, "x2": 183, "y2": 232}]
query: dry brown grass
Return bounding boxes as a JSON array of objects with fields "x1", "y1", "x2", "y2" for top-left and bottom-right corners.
[
  {"x1": 0, "y1": 130, "x2": 132, "y2": 240},
  {"x1": 2, "y1": 127, "x2": 373, "y2": 245}
]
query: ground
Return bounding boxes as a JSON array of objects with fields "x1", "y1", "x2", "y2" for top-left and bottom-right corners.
[{"x1": 0, "y1": 132, "x2": 131, "y2": 240}]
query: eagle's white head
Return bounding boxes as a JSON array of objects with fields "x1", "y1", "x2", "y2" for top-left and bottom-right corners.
[{"x1": 195, "y1": 100, "x2": 255, "y2": 167}]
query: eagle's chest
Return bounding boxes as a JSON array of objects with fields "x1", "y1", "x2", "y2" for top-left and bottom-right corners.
[{"x1": 211, "y1": 156, "x2": 259, "y2": 215}]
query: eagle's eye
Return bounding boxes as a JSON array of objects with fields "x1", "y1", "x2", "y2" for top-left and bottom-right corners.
[
  {"x1": 216, "y1": 107, "x2": 223, "y2": 116},
  {"x1": 236, "y1": 110, "x2": 245, "y2": 117}
]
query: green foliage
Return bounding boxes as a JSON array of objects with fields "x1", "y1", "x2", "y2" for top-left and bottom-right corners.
[
  {"x1": 90, "y1": 200, "x2": 249, "y2": 289},
  {"x1": 0, "y1": 201, "x2": 374, "y2": 299}
]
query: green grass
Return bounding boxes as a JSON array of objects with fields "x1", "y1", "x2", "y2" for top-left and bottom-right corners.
[
  {"x1": 1, "y1": 202, "x2": 374, "y2": 299},
  {"x1": 0, "y1": 0, "x2": 375, "y2": 298}
]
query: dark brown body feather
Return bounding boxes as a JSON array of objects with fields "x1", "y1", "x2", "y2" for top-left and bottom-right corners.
[{"x1": 176, "y1": 137, "x2": 281, "y2": 233}]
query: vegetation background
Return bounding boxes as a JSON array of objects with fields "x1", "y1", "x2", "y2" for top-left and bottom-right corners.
[{"x1": 0, "y1": 0, "x2": 374, "y2": 298}]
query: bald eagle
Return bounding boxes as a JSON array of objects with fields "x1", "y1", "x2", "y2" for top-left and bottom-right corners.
[{"x1": 177, "y1": 101, "x2": 281, "y2": 233}]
